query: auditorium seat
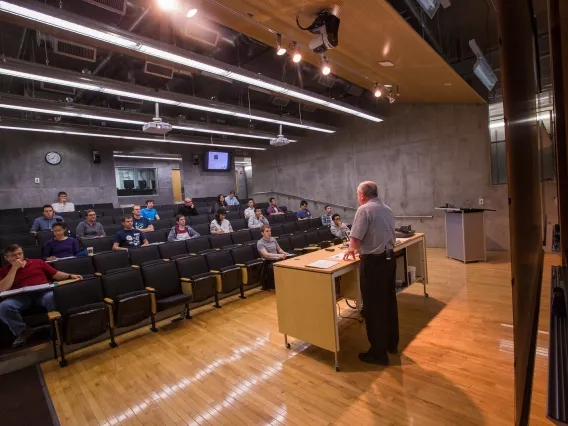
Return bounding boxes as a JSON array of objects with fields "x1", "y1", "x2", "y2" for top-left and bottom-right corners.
[
  {"x1": 191, "y1": 223, "x2": 210, "y2": 236},
  {"x1": 101, "y1": 268, "x2": 155, "y2": 340},
  {"x1": 230, "y1": 245, "x2": 264, "y2": 290},
  {"x1": 97, "y1": 216, "x2": 114, "y2": 226},
  {"x1": 207, "y1": 214, "x2": 216, "y2": 222},
  {"x1": 282, "y1": 222, "x2": 298, "y2": 235},
  {"x1": 22, "y1": 207, "x2": 42, "y2": 215},
  {"x1": 65, "y1": 220, "x2": 82, "y2": 233},
  {"x1": 83, "y1": 236, "x2": 113, "y2": 253},
  {"x1": 196, "y1": 206, "x2": 211, "y2": 215},
  {"x1": 317, "y1": 227, "x2": 338, "y2": 245},
  {"x1": 185, "y1": 236, "x2": 216, "y2": 255},
  {"x1": 231, "y1": 229, "x2": 252, "y2": 245},
  {"x1": 112, "y1": 216, "x2": 125, "y2": 225},
  {"x1": 104, "y1": 224, "x2": 123, "y2": 236},
  {"x1": 93, "y1": 251, "x2": 130, "y2": 274},
  {"x1": 275, "y1": 236, "x2": 293, "y2": 252},
  {"x1": 75, "y1": 204, "x2": 94, "y2": 212},
  {"x1": 227, "y1": 211, "x2": 240, "y2": 220},
  {"x1": 189, "y1": 215, "x2": 208, "y2": 225},
  {"x1": 145, "y1": 230, "x2": 167, "y2": 244},
  {"x1": 59, "y1": 212, "x2": 81, "y2": 220},
  {"x1": 129, "y1": 245, "x2": 161, "y2": 266},
  {"x1": 159, "y1": 210, "x2": 175, "y2": 218},
  {"x1": 309, "y1": 218, "x2": 322, "y2": 229},
  {"x1": 94, "y1": 203, "x2": 114, "y2": 209},
  {"x1": 151, "y1": 219, "x2": 172, "y2": 230},
  {"x1": 250, "y1": 228, "x2": 261, "y2": 240},
  {"x1": 141, "y1": 261, "x2": 192, "y2": 323},
  {"x1": 231, "y1": 219, "x2": 247, "y2": 231},
  {"x1": 205, "y1": 250, "x2": 244, "y2": 301},
  {"x1": 273, "y1": 214, "x2": 286, "y2": 223},
  {"x1": 175, "y1": 255, "x2": 218, "y2": 309},
  {"x1": 52, "y1": 257, "x2": 95, "y2": 277},
  {"x1": 36, "y1": 231, "x2": 54, "y2": 248},
  {"x1": 209, "y1": 234, "x2": 233, "y2": 250},
  {"x1": 50, "y1": 276, "x2": 109, "y2": 367},
  {"x1": 270, "y1": 224, "x2": 284, "y2": 237},
  {"x1": 285, "y1": 212, "x2": 297, "y2": 222},
  {"x1": 256, "y1": 202, "x2": 269, "y2": 210},
  {"x1": 0, "y1": 224, "x2": 30, "y2": 235},
  {"x1": 0, "y1": 233, "x2": 36, "y2": 249},
  {"x1": 266, "y1": 215, "x2": 275, "y2": 224},
  {"x1": 290, "y1": 234, "x2": 308, "y2": 251},
  {"x1": 0, "y1": 215, "x2": 28, "y2": 226},
  {"x1": 297, "y1": 220, "x2": 311, "y2": 232},
  {"x1": 305, "y1": 230, "x2": 321, "y2": 246},
  {"x1": 158, "y1": 241, "x2": 187, "y2": 259}
]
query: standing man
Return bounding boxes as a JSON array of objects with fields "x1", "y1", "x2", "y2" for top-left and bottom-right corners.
[
  {"x1": 51, "y1": 191, "x2": 75, "y2": 213},
  {"x1": 30, "y1": 205, "x2": 64, "y2": 234},
  {"x1": 344, "y1": 181, "x2": 397, "y2": 366},
  {"x1": 141, "y1": 200, "x2": 160, "y2": 221},
  {"x1": 131, "y1": 205, "x2": 154, "y2": 233},
  {"x1": 177, "y1": 198, "x2": 199, "y2": 216}
]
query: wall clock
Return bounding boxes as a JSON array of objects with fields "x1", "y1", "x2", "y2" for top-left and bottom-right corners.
[{"x1": 45, "y1": 152, "x2": 62, "y2": 165}]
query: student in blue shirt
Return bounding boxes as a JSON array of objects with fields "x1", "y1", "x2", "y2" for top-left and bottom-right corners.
[
  {"x1": 30, "y1": 205, "x2": 64, "y2": 233},
  {"x1": 112, "y1": 216, "x2": 149, "y2": 251},
  {"x1": 297, "y1": 200, "x2": 312, "y2": 220},
  {"x1": 131, "y1": 205, "x2": 154, "y2": 232},
  {"x1": 141, "y1": 200, "x2": 160, "y2": 221},
  {"x1": 226, "y1": 191, "x2": 240, "y2": 206}
]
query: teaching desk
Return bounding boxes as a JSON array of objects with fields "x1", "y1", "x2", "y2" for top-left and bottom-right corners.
[{"x1": 274, "y1": 233, "x2": 428, "y2": 371}]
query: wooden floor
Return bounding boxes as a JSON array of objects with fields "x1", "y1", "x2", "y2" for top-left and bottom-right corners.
[{"x1": 41, "y1": 249, "x2": 559, "y2": 426}]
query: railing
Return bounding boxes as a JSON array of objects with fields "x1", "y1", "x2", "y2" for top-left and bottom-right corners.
[{"x1": 251, "y1": 191, "x2": 434, "y2": 219}]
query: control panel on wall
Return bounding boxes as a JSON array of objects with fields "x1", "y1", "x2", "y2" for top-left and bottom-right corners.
[{"x1": 45, "y1": 151, "x2": 62, "y2": 165}]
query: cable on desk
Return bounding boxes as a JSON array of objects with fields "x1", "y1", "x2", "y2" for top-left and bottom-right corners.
[{"x1": 336, "y1": 302, "x2": 361, "y2": 321}]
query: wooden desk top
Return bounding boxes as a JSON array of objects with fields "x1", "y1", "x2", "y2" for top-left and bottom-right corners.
[{"x1": 275, "y1": 233, "x2": 426, "y2": 274}]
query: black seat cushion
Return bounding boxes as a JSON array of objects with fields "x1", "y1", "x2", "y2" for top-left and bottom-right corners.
[
  {"x1": 63, "y1": 302, "x2": 108, "y2": 345},
  {"x1": 190, "y1": 274, "x2": 216, "y2": 302},
  {"x1": 114, "y1": 290, "x2": 151, "y2": 328},
  {"x1": 155, "y1": 293, "x2": 193, "y2": 312}
]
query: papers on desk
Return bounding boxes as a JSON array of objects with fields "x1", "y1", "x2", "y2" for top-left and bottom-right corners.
[
  {"x1": 0, "y1": 283, "x2": 54, "y2": 299},
  {"x1": 396, "y1": 238, "x2": 412, "y2": 244},
  {"x1": 46, "y1": 256, "x2": 76, "y2": 263},
  {"x1": 328, "y1": 253, "x2": 346, "y2": 260},
  {"x1": 306, "y1": 260, "x2": 339, "y2": 269}
]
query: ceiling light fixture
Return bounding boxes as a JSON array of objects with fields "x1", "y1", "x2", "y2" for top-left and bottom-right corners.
[
  {"x1": 292, "y1": 45, "x2": 302, "y2": 63},
  {"x1": 321, "y1": 56, "x2": 331, "y2": 75},
  {"x1": 0, "y1": 124, "x2": 268, "y2": 150},
  {"x1": 114, "y1": 154, "x2": 182, "y2": 161},
  {"x1": 0, "y1": 1, "x2": 382, "y2": 123},
  {"x1": 186, "y1": 8, "x2": 198, "y2": 18},
  {"x1": 0, "y1": 63, "x2": 336, "y2": 133},
  {"x1": 157, "y1": 0, "x2": 178, "y2": 11},
  {"x1": 374, "y1": 84, "x2": 382, "y2": 98},
  {"x1": 378, "y1": 60, "x2": 394, "y2": 67},
  {"x1": 275, "y1": 34, "x2": 286, "y2": 56}
]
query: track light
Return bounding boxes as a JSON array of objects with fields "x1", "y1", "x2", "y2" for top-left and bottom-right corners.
[
  {"x1": 157, "y1": 0, "x2": 178, "y2": 11},
  {"x1": 292, "y1": 45, "x2": 302, "y2": 63},
  {"x1": 387, "y1": 93, "x2": 396, "y2": 104},
  {"x1": 276, "y1": 34, "x2": 286, "y2": 56},
  {"x1": 186, "y1": 8, "x2": 198, "y2": 18},
  {"x1": 374, "y1": 84, "x2": 382, "y2": 98},
  {"x1": 321, "y1": 57, "x2": 331, "y2": 75}
]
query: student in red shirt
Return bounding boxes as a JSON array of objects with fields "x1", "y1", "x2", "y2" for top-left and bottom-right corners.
[{"x1": 0, "y1": 244, "x2": 82, "y2": 348}]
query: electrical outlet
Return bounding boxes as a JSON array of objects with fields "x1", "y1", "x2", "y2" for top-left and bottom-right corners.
[
  {"x1": 479, "y1": 198, "x2": 484, "y2": 205},
  {"x1": 34, "y1": 178, "x2": 40, "y2": 184}
]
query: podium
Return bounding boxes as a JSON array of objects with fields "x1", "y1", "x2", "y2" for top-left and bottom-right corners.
[{"x1": 436, "y1": 207, "x2": 495, "y2": 263}]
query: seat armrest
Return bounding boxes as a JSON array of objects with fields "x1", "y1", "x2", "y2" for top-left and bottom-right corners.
[
  {"x1": 131, "y1": 265, "x2": 140, "y2": 269},
  {"x1": 180, "y1": 277, "x2": 192, "y2": 282},
  {"x1": 210, "y1": 269, "x2": 220, "y2": 274},
  {"x1": 163, "y1": 259, "x2": 170, "y2": 262},
  {"x1": 48, "y1": 311, "x2": 61, "y2": 321},
  {"x1": 57, "y1": 278, "x2": 81, "y2": 285},
  {"x1": 104, "y1": 298, "x2": 114, "y2": 305},
  {"x1": 145, "y1": 286, "x2": 156, "y2": 292},
  {"x1": 95, "y1": 272, "x2": 102, "y2": 277},
  {"x1": 235, "y1": 263, "x2": 245, "y2": 267}
]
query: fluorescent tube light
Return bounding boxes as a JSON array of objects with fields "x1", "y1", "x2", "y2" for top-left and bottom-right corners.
[
  {"x1": 114, "y1": 155, "x2": 182, "y2": 161},
  {"x1": 0, "y1": 1, "x2": 383, "y2": 123},
  {"x1": 0, "y1": 125, "x2": 267, "y2": 150}
]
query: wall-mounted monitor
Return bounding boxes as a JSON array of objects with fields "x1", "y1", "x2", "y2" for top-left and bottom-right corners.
[{"x1": 204, "y1": 151, "x2": 232, "y2": 171}]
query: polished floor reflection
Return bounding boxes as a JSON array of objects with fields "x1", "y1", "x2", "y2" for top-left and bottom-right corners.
[{"x1": 41, "y1": 249, "x2": 556, "y2": 425}]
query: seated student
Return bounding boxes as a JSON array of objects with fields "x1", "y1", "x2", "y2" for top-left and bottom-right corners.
[
  {"x1": 177, "y1": 198, "x2": 199, "y2": 216},
  {"x1": 248, "y1": 208, "x2": 269, "y2": 229},
  {"x1": 75, "y1": 209, "x2": 106, "y2": 242},
  {"x1": 112, "y1": 216, "x2": 149, "y2": 252},
  {"x1": 167, "y1": 215, "x2": 200, "y2": 241},
  {"x1": 226, "y1": 190, "x2": 240, "y2": 206},
  {"x1": 43, "y1": 222, "x2": 80, "y2": 261},
  {"x1": 141, "y1": 200, "x2": 160, "y2": 221},
  {"x1": 243, "y1": 198, "x2": 256, "y2": 219},
  {"x1": 296, "y1": 200, "x2": 312, "y2": 220},
  {"x1": 210, "y1": 209, "x2": 233, "y2": 234},
  {"x1": 0, "y1": 244, "x2": 82, "y2": 348},
  {"x1": 266, "y1": 197, "x2": 285, "y2": 215},
  {"x1": 257, "y1": 225, "x2": 288, "y2": 290},
  {"x1": 51, "y1": 191, "x2": 75, "y2": 213},
  {"x1": 30, "y1": 205, "x2": 64, "y2": 234},
  {"x1": 321, "y1": 205, "x2": 333, "y2": 226},
  {"x1": 213, "y1": 194, "x2": 228, "y2": 212},
  {"x1": 131, "y1": 205, "x2": 154, "y2": 233},
  {"x1": 330, "y1": 214, "x2": 351, "y2": 239}
]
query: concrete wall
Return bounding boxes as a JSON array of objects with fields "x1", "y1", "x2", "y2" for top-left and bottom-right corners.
[
  {"x1": 251, "y1": 103, "x2": 513, "y2": 250},
  {"x1": 0, "y1": 130, "x2": 237, "y2": 209}
]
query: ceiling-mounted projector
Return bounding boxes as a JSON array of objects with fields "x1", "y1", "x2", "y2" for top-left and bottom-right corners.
[
  {"x1": 142, "y1": 103, "x2": 172, "y2": 135},
  {"x1": 296, "y1": 10, "x2": 340, "y2": 54},
  {"x1": 270, "y1": 125, "x2": 295, "y2": 147}
]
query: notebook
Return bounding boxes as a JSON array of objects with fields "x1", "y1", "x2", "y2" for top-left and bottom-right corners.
[{"x1": 306, "y1": 260, "x2": 339, "y2": 269}]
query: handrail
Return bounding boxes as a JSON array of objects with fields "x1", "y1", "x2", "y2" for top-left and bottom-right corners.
[{"x1": 251, "y1": 191, "x2": 434, "y2": 219}]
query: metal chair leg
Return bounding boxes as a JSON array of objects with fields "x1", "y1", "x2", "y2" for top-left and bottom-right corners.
[
  {"x1": 213, "y1": 292, "x2": 221, "y2": 308},
  {"x1": 239, "y1": 284, "x2": 247, "y2": 299},
  {"x1": 149, "y1": 312, "x2": 158, "y2": 332},
  {"x1": 184, "y1": 303, "x2": 192, "y2": 319},
  {"x1": 109, "y1": 327, "x2": 118, "y2": 348}
]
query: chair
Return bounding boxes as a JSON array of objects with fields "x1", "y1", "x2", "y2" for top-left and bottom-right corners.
[
  {"x1": 304, "y1": 231, "x2": 321, "y2": 246},
  {"x1": 297, "y1": 220, "x2": 311, "y2": 232},
  {"x1": 0, "y1": 233, "x2": 36, "y2": 249},
  {"x1": 152, "y1": 219, "x2": 172, "y2": 230},
  {"x1": 209, "y1": 234, "x2": 233, "y2": 250},
  {"x1": 273, "y1": 214, "x2": 286, "y2": 223},
  {"x1": 0, "y1": 224, "x2": 30, "y2": 235},
  {"x1": 196, "y1": 206, "x2": 211, "y2": 215},
  {"x1": 158, "y1": 241, "x2": 187, "y2": 259},
  {"x1": 231, "y1": 219, "x2": 247, "y2": 231},
  {"x1": 275, "y1": 236, "x2": 293, "y2": 253},
  {"x1": 285, "y1": 212, "x2": 297, "y2": 222},
  {"x1": 227, "y1": 211, "x2": 240, "y2": 220},
  {"x1": 59, "y1": 212, "x2": 81, "y2": 220},
  {"x1": 205, "y1": 250, "x2": 244, "y2": 301},
  {"x1": 65, "y1": 220, "x2": 81, "y2": 234},
  {"x1": 76, "y1": 204, "x2": 94, "y2": 211},
  {"x1": 270, "y1": 224, "x2": 284, "y2": 237},
  {"x1": 256, "y1": 203, "x2": 269, "y2": 210},
  {"x1": 97, "y1": 216, "x2": 114, "y2": 226},
  {"x1": 231, "y1": 230, "x2": 252, "y2": 245},
  {"x1": 159, "y1": 210, "x2": 175, "y2": 219},
  {"x1": 52, "y1": 257, "x2": 95, "y2": 277},
  {"x1": 104, "y1": 224, "x2": 123, "y2": 236},
  {"x1": 141, "y1": 261, "x2": 192, "y2": 323},
  {"x1": 230, "y1": 246, "x2": 264, "y2": 290},
  {"x1": 310, "y1": 218, "x2": 322, "y2": 229},
  {"x1": 318, "y1": 227, "x2": 339, "y2": 246},
  {"x1": 175, "y1": 255, "x2": 218, "y2": 308},
  {"x1": 191, "y1": 223, "x2": 210, "y2": 236},
  {"x1": 93, "y1": 251, "x2": 131, "y2": 274},
  {"x1": 83, "y1": 236, "x2": 113, "y2": 253},
  {"x1": 290, "y1": 233, "x2": 319, "y2": 255},
  {"x1": 266, "y1": 215, "x2": 275, "y2": 224},
  {"x1": 22, "y1": 207, "x2": 42, "y2": 215},
  {"x1": 101, "y1": 268, "x2": 155, "y2": 340},
  {"x1": 0, "y1": 215, "x2": 28, "y2": 226},
  {"x1": 129, "y1": 245, "x2": 161, "y2": 266},
  {"x1": 185, "y1": 236, "x2": 216, "y2": 255},
  {"x1": 282, "y1": 222, "x2": 298, "y2": 235},
  {"x1": 113, "y1": 216, "x2": 125, "y2": 225},
  {"x1": 249, "y1": 228, "x2": 261, "y2": 240},
  {"x1": 145, "y1": 230, "x2": 167, "y2": 244},
  {"x1": 50, "y1": 277, "x2": 109, "y2": 367},
  {"x1": 189, "y1": 215, "x2": 208, "y2": 225},
  {"x1": 94, "y1": 203, "x2": 114, "y2": 209}
]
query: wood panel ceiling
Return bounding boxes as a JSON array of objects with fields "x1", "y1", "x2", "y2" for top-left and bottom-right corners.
[{"x1": 198, "y1": 0, "x2": 485, "y2": 103}]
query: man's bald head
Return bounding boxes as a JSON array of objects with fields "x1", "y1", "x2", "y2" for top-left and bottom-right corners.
[{"x1": 357, "y1": 181, "x2": 379, "y2": 199}]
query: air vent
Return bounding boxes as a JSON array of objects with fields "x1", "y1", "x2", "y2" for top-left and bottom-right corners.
[
  {"x1": 302, "y1": 104, "x2": 317, "y2": 112},
  {"x1": 40, "y1": 82, "x2": 76, "y2": 95},
  {"x1": 314, "y1": 74, "x2": 336, "y2": 89},
  {"x1": 183, "y1": 23, "x2": 219, "y2": 48},
  {"x1": 144, "y1": 62, "x2": 174, "y2": 79},
  {"x1": 118, "y1": 96, "x2": 143, "y2": 105},
  {"x1": 82, "y1": 0, "x2": 127, "y2": 15},
  {"x1": 272, "y1": 97, "x2": 290, "y2": 107},
  {"x1": 54, "y1": 39, "x2": 97, "y2": 62},
  {"x1": 347, "y1": 84, "x2": 364, "y2": 97}
]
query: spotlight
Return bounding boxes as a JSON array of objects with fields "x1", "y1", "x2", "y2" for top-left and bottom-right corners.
[
  {"x1": 387, "y1": 93, "x2": 396, "y2": 104},
  {"x1": 186, "y1": 8, "x2": 198, "y2": 18},
  {"x1": 276, "y1": 34, "x2": 286, "y2": 56},
  {"x1": 321, "y1": 57, "x2": 331, "y2": 75},
  {"x1": 292, "y1": 45, "x2": 302, "y2": 63},
  {"x1": 374, "y1": 84, "x2": 382, "y2": 98},
  {"x1": 157, "y1": 0, "x2": 178, "y2": 11}
]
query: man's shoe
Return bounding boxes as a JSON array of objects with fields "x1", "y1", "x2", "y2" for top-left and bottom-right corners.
[
  {"x1": 12, "y1": 327, "x2": 34, "y2": 349},
  {"x1": 387, "y1": 347, "x2": 398, "y2": 355},
  {"x1": 358, "y1": 351, "x2": 389, "y2": 366}
]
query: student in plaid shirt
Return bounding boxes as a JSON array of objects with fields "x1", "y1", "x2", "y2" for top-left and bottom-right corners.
[{"x1": 321, "y1": 205, "x2": 333, "y2": 226}]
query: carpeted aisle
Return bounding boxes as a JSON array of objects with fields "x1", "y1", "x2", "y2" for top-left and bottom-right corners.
[{"x1": 0, "y1": 365, "x2": 57, "y2": 426}]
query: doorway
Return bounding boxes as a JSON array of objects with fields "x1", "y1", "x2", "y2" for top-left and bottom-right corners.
[{"x1": 171, "y1": 169, "x2": 183, "y2": 202}]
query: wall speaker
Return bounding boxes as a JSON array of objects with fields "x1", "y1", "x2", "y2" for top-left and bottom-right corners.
[
  {"x1": 93, "y1": 150, "x2": 101, "y2": 163},
  {"x1": 193, "y1": 154, "x2": 200, "y2": 166}
]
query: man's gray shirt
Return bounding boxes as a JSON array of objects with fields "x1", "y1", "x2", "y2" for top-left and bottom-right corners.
[
  {"x1": 248, "y1": 216, "x2": 269, "y2": 229},
  {"x1": 75, "y1": 221, "x2": 106, "y2": 239},
  {"x1": 257, "y1": 237, "x2": 280, "y2": 256},
  {"x1": 349, "y1": 198, "x2": 395, "y2": 254}
]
